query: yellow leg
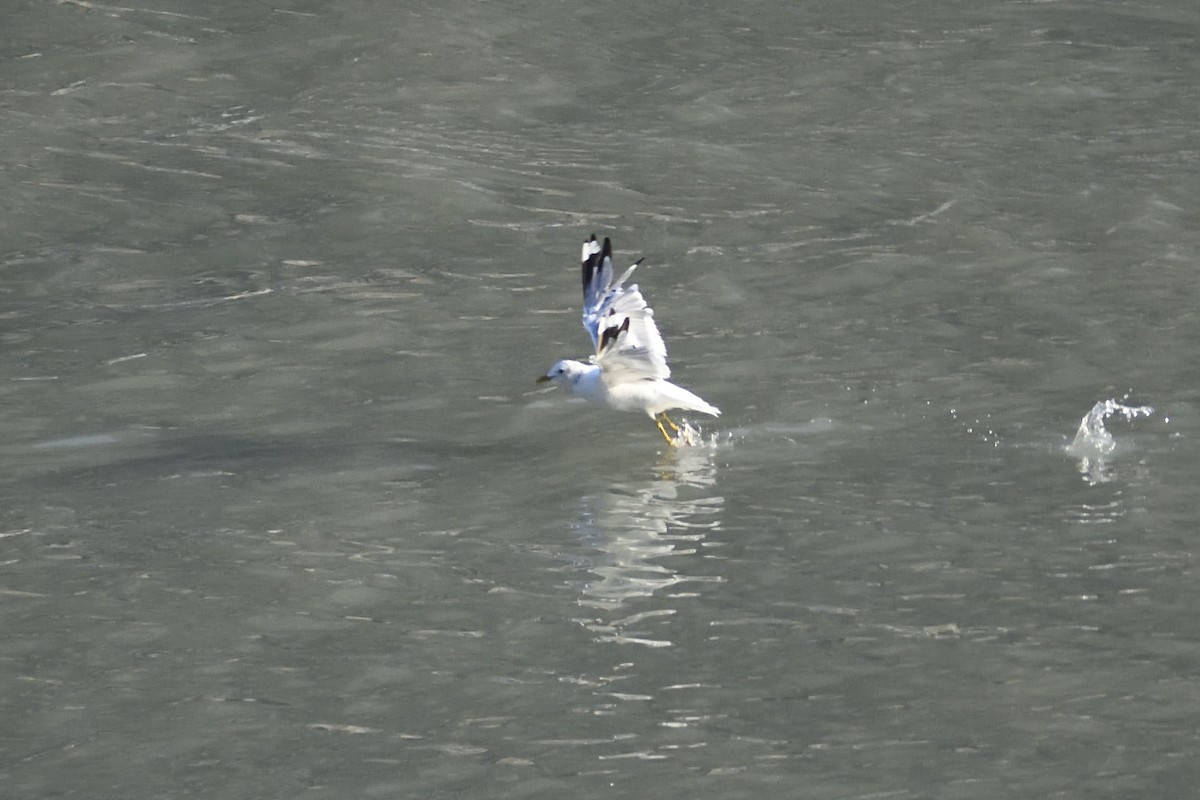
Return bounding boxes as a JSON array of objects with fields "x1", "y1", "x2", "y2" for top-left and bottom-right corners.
[
  {"x1": 658, "y1": 412, "x2": 681, "y2": 432},
  {"x1": 655, "y1": 417, "x2": 676, "y2": 445}
]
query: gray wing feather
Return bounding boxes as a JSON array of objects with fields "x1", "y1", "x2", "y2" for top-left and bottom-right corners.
[{"x1": 579, "y1": 234, "x2": 670, "y2": 381}]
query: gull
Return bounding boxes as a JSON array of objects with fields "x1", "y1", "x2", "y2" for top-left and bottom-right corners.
[{"x1": 538, "y1": 234, "x2": 720, "y2": 445}]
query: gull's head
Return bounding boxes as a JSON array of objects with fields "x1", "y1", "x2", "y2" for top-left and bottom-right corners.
[{"x1": 537, "y1": 359, "x2": 585, "y2": 387}]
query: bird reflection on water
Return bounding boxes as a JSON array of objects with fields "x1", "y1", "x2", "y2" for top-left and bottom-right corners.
[{"x1": 569, "y1": 446, "x2": 724, "y2": 647}]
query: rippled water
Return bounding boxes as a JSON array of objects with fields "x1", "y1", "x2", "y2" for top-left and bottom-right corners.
[{"x1": 3, "y1": 1, "x2": 1200, "y2": 798}]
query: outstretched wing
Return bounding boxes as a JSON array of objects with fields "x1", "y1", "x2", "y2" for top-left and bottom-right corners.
[{"x1": 579, "y1": 234, "x2": 670, "y2": 381}]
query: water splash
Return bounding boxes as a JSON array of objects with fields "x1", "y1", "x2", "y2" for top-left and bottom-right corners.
[
  {"x1": 670, "y1": 419, "x2": 720, "y2": 448},
  {"x1": 1068, "y1": 398, "x2": 1154, "y2": 457},
  {"x1": 1067, "y1": 398, "x2": 1153, "y2": 485}
]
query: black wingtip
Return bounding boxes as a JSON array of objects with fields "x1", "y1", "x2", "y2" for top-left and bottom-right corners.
[
  {"x1": 601, "y1": 237, "x2": 612, "y2": 262},
  {"x1": 581, "y1": 233, "x2": 602, "y2": 289}
]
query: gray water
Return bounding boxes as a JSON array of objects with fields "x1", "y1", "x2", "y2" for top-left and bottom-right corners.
[{"x1": 3, "y1": 1, "x2": 1199, "y2": 797}]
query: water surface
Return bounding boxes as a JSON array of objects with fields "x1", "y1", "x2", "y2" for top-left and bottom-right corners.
[{"x1": 3, "y1": 1, "x2": 1199, "y2": 798}]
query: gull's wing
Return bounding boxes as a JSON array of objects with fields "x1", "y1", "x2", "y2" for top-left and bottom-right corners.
[{"x1": 580, "y1": 234, "x2": 670, "y2": 381}]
